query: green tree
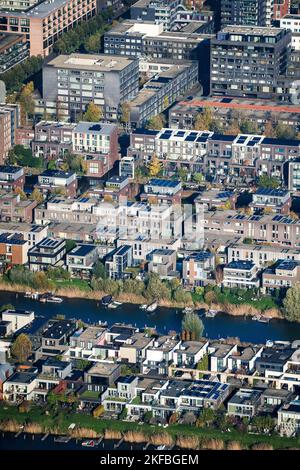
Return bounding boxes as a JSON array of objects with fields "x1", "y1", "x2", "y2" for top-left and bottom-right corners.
[
  {"x1": 47, "y1": 160, "x2": 57, "y2": 171},
  {"x1": 182, "y1": 312, "x2": 204, "y2": 341},
  {"x1": 18, "y1": 81, "x2": 35, "y2": 125},
  {"x1": 84, "y1": 32, "x2": 101, "y2": 53},
  {"x1": 258, "y1": 175, "x2": 280, "y2": 189},
  {"x1": 196, "y1": 408, "x2": 216, "y2": 427},
  {"x1": 120, "y1": 101, "x2": 131, "y2": 131},
  {"x1": 193, "y1": 172, "x2": 204, "y2": 184},
  {"x1": 11, "y1": 333, "x2": 32, "y2": 362},
  {"x1": 92, "y1": 261, "x2": 106, "y2": 279},
  {"x1": 196, "y1": 353, "x2": 209, "y2": 370},
  {"x1": 283, "y1": 285, "x2": 300, "y2": 321},
  {"x1": 240, "y1": 120, "x2": 259, "y2": 134},
  {"x1": 146, "y1": 114, "x2": 166, "y2": 130},
  {"x1": 145, "y1": 273, "x2": 171, "y2": 300},
  {"x1": 0, "y1": 303, "x2": 15, "y2": 312},
  {"x1": 83, "y1": 102, "x2": 103, "y2": 122}
]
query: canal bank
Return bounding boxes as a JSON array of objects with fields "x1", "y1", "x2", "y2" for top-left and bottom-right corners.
[{"x1": 0, "y1": 290, "x2": 300, "y2": 343}]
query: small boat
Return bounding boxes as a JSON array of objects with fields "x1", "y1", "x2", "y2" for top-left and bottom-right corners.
[
  {"x1": 252, "y1": 314, "x2": 261, "y2": 321},
  {"x1": 205, "y1": 309, "x2": 218, "y2": 318},
  {"x1": 257, "y1": 315, "x2": 270, "y2": 323},
  {"x1": 101, "y1": 295, "x2": 112, "y2": 306},
  {"x1": 140, "y1": 304, "x2": 148, "y2": 310},
  {"x1": 24, "y1": 291, "x2": 39, "y2": 300},
  {"x1": 24, "y1": 291, "x2": 32, "y2": 298},
  {"x1": 183, "y1": 307, "x2": 194, "y2": 314},
  {"x1": 54, "y1": 436, "x2": 71, "y2": 443},
  {"x1": 46, "y1": 296, "x2": 63, "y2": 303},
  {"x1": 146, "y1": 301, "x2": 158, "y2": 313},
  {"x1": 108, "y1": 300, "x2": 122, "y2": 309},
  {"x1": 82, "y1": 440, "x2": 95, "y2": 447},
  {"x1": 157, "y1": 445, "x2": 166, "y2": 450}
]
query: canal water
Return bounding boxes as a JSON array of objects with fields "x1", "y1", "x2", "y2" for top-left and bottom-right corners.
[
  {"x1": 0, "y1": 432, "x2": 157, "y2": 451},
  {"x1": 1, "y1": 291, "x2": 300, "y2": 344}
]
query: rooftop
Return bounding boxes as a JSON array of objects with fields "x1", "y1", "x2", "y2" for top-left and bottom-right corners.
[
  {"x1": 42, "y1": 320, "x2": 76, "y2": 340},
  {"x1": 74, "y1": 122, "x2": 117, "y2": 135},
  {"x1": 68, "y1": 244, "x2": 97, "y2": 258},
  {"x1": 86, "y1": 362, "x2": 120, "y2": 376},
  {"x1": 46, "y1": 54, "x2": 136, "y2": 72}
]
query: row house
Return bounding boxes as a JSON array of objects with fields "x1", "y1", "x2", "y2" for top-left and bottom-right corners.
[
  {"x1": 227, "y1": 243, "x2": 300, "y2": 267},
  {"x1": 204, "y1": 210, "x2": 300, "y2": 248},
  {"x1": 250, "y1": 188, "x2": 291, "y2": 215},
  {"x1": 31, "y1": 121, "x2": 76, "y2": 160},
  {"x1": 0, "y1": 222, "x2": 47, "y2": 248},
  {"x1": 129, "y1": 128, "x2": 300, "y2": 182},
  {"x1": 0, "y1": 232, "x2": 28, "y2": 265},
  {"x1": 262, "y1": 259, "x2": 300, "y2": 293}
]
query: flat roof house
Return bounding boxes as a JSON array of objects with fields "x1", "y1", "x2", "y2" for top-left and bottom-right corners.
[
  {"x1": 28, "y1": 237, "x2": 66, "y2": 272},
  {"x1": 223, "y1": 260, "x2": 260, "y2": 289},
  {"x1": 227, "y1": 388, "x2": 263, "y2": 418},
  {"x1": 37, "y1": 169, "x2": 77, "y2": 198},
  {"x1": 66, "y1": 244, "x2": 98, "y2": 278}
]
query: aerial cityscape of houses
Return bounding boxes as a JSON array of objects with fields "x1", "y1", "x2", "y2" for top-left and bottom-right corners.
[{"x1": 1, "y1": 0, "x2": 300, "y2": 453}]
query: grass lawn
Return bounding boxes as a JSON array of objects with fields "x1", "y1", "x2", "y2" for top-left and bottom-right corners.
[
  {"x1": 80, "y1": 390, "x2": 100, "y2": 399},
  {"x1": 0, "y1": 403, "x2": 300, "y2": 449},
  {"x1": 53, "y1": 278, "x2": 92, "y2": 292}
]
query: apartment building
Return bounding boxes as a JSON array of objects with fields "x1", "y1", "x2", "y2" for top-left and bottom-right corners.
[
  {"x1": 129, "y1": 59, "x2": 198, "y2": 128},
  {"x1": 0, "y1": 104, "x2": 20, "y2": 165},
  {"x1": 0, "y1": 0, "x2": 97, "y2": 57},
  {"x1": 42, "y1": 53, "x2": 139, "y2": 121},
  {"x1": 210, "y1": 26, "x2": 291, "y2": 100},
  {"x1": 280, "y1": 14, "x2": 300, "y2": 50},
  {"x1": 0, "y1": 33, "x2": 28, "y2": 74},
  {"x1": 130, "y1": 0, "x2": 182, "y2": 31},
  {"x1": 221, "y1": 0, "x2": 274, "y2": 28}
]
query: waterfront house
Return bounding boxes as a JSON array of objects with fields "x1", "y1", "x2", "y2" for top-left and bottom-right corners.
[
  {"x1": 262, "y1": 259, "x2": 300, "y2": 293},
  {"x1": 208, "y1": 341, "x2": 238, "y2": 372},
  {"x1": 66, "y1": 244, "x2": 99, "y2": 278},
  {"x1": 173, "y1": 341, "x2": 209, "y2": 369},
  {"x1": 142, "y1": 335, "x2": 181, "y2": 375},
  {"x1": 147, "y1": 248, "x2": 177, "y2": 279},
  {"x1": 182, "y1": 251, "x2": 215, "y2": 286},
  {"x1": 119, "y1": 332, "x2": 155, "y2": 365},
  {"x1": 35, "y1": 319, "x2": 77, "y2": 360},
  {"x1": 227, "y1": 388, "x2": 263, "y2": 418},
  {"x1": 105, "y1": 245, "x2": 133, "y2": 280},
  {"x1": 28, "y1": 237, "x2": 66, "y2": 272},
  {"x1": 102, "y1": 376, "x2": 139, "y2": 413},
  {"x1": 278, "y1": 398, "x2": 300, "y2": 437},
  {"x1": 222, "y1": 260, "x2": 260, "y2": 289},
  {"x1": 67, "y1": 326, "x2": 107, "y2": 360},
  {"x1": 227, "y1": 345, "x2": 264, "y2": 374},
  {"x1": 2, "y1": 369, "x2": 38, "y2": 402}
]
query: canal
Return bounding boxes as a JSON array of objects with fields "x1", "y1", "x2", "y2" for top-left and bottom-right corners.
[{"x1": 1, "y1": 291, "x2": 300, "y2": 344}]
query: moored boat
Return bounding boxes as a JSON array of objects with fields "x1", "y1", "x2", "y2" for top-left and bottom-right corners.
[
  {"x1": 101, "y1": 295, "x2": 112, "y2": 306},
  {"x1": 46, "y1": 296, "x2": 63, "y2": 303},
  {"x1": 140, "y1": 304, "x2": 148, "y2": 310},
  {"x1": 82, "y1": 440, "x2": 95, "y2": 447},
  {"x1": 146, "y1": 301, "x2": 158, "y2": 313},
  {"x1": 205, "y1": 309, "x2": 218, "y2": 318}
]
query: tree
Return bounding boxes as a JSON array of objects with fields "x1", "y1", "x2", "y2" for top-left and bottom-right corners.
[
  {"x1": 240, "y1": 120, "x2": 258, "y2": 134},
  {"x1": 84, "y1": 32, "x2": 101, "y2": 53},
  {"x1": 181, "y1": 312, "x2": 204, "y2": 341},
  {"x1": 224, "y1": 120, "x2": 241, "y2": 135},
  {"x1": 264, "y1": 120, "x2": 276, "y2": 138},
  {"x1": 147, "y1": 154, "x2": 162, "y2": 177},
  {"x1": 197, "y1": 353, "x2": 209, "y2": 370},
  {"x1": 194, "y1": 108, "x2": 213, "y2": 131},
  {"x1": 275, "y1": 123, "x2": 296, "y2": 140},
  {"x1": 120, "y1": 101, "x2": 131, "y2": 131},
  {"x1": 31, "y1": 188, "x2": 44, "y2": 204},
  {"x1": 145, "y1": 273, "x2": 171, "y2": 300},
  {"x1": 193, "y1": 172, "x2": 204, "y2": 184},
  {"x1": 258, "y1": 175, "x2": 279, "y2": 189},
  {"x1": 92, "y1": 261, "x2": 106, "y2": 279},
  {"x1": 11, "y1": 333, "x2": 32, "y2": 362},
  {"x1": 18, "y1": 81, "x2": 35, "y2": 125},
  {"x1": 196, "y1": 408, "x2": 216, "y2": 427},
  {"x1": 283, "y1": 285, "x2": 300, "y2": 321},
  {"x1": 14, "y1": 187, "x2": 27, "y2": 200},
  {"x1": 146, "y1": 114, "x2": 166, "y2": 130},
  {"x1": 0, "y1": 304, "x2": 15, "y2": 312},
  {"x1": 47, "y1": 160, "x2": 57, "y2": 171},
  {"x1": 83, "y1": 102, "x2": 103, "y2": 122}
]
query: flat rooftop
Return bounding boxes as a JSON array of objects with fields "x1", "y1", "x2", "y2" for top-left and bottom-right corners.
[
  {"x1": 68, "y1": 244, "x2": 97, "y2": 257},
  {"x1": 74, "y1": 122, "x2": 116, "y2": 135},
  {"x1": 0, "y1": 0, "x2": 74, "y2": 19},
  {"x1": 219, "y1": 25, "x2": 287, "y2": 37},
  {"x1": 72, "y1": 326, "x2": 105, "y2": 341},
  {"x1": 47, "y1": 53, "x2": 136, "y2": 72},
  {"x1": 86, "y1": 362, "x2": 120, "y2": 376}
]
